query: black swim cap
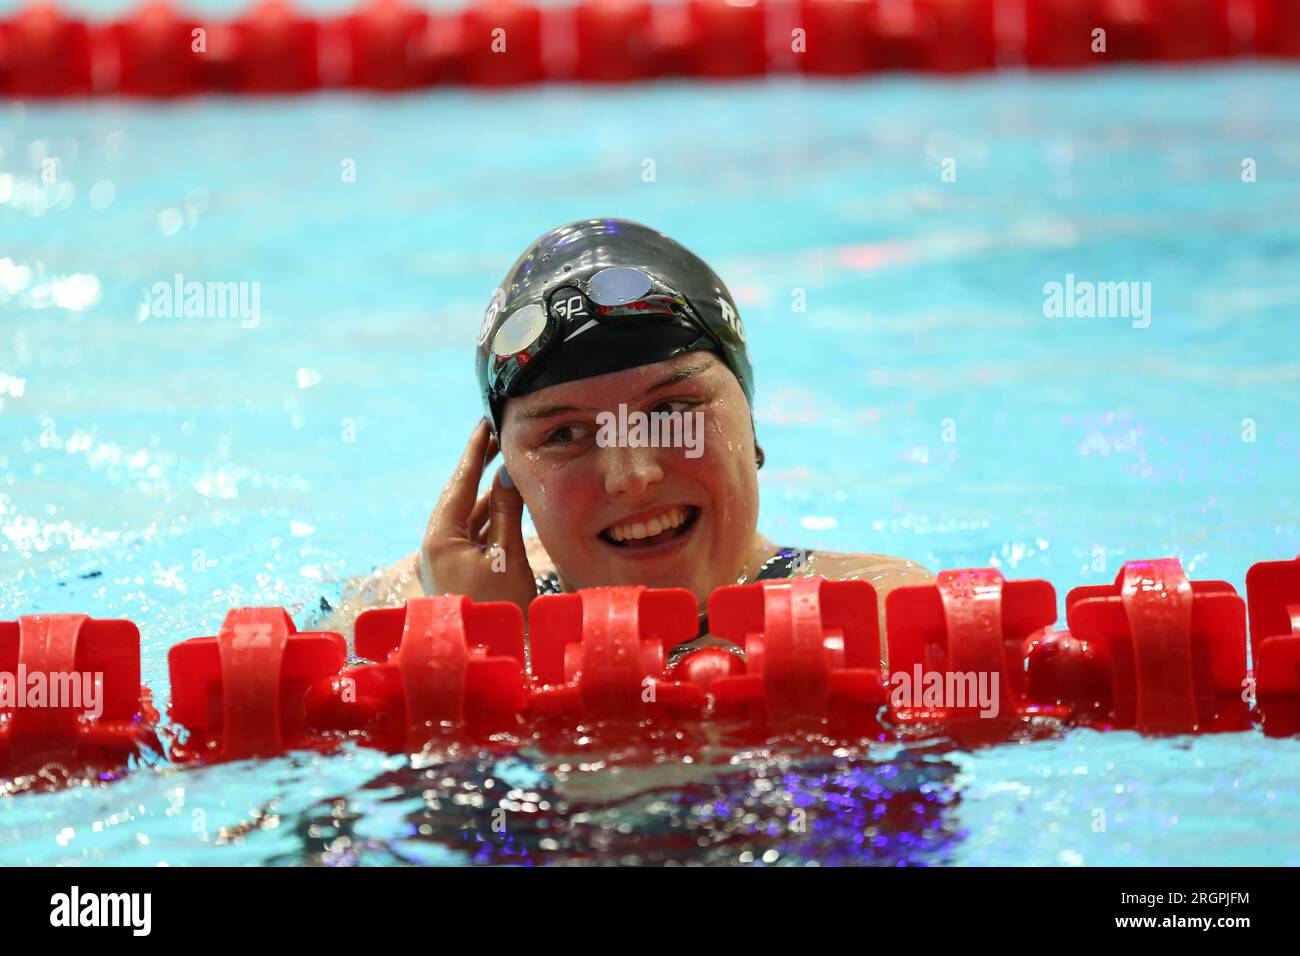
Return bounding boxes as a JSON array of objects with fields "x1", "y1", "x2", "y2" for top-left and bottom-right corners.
[{"x1": 475, "y1": 218, "x2": 754, "y2": 434}]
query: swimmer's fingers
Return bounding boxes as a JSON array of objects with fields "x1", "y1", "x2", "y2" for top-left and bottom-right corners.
[
  {"x1": 467, "y1": 490, "x2": 491, "y2": 544},
  {"x1": 428, "y1": 419, "x2": 494, "y2": 539},
  {"x1": 485, "y1": 465, "x2": 533, "y2": 574}
]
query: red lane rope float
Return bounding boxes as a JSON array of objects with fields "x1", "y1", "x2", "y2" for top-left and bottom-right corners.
[
  {"x1": 574, "y1": 0, "x2": 656, "y2": 82},
  {"x1": 308, "y1": 594, "x2": 528, "y2": 748},
  {"x1": 527, "y1": 586, "x2": 709, "y2": 738},
  {"x1": 111, "y1": 1, "x2": 204, "y2": 97},
  {"x1": 166, "y1": 607, "x2": 346, "y2": 761},
  {"x1": 0, "y1": 3, "x2": 95, "y2": 97},
  {"x1": 1024, "y1": 0, "x2": 1237, "y2": 67},
  {"x1": 1022, "y1": 561, "x2": 1251, "y2": 734},
  {"x1": 228, "y1": 0, "x2": 322, "y2": 92},
  {"x1": 0, "y1": 615, "x2": 160, "y2": 778},
  {"x1": 707, "y1": 576, "x2": 886, "y2": 738},
  {"x1": 1259, "y1": 0, "x2": 1300, "y2": 58},
  {"x1": 887, "y1": 568, "x2": 1071, "y2": 746},
  {"x1": 1057, "y1": 558, "x2": 1250, "y2": 733},
  {"x1": 861, "y1": 0, "x2": 997, "y2": 73},
  {"x1": 685, "y1": 0, "x2": 767, "y2": 78},
  {"x1": 1246, "y1": 556, "x2": 1300, "y2": 736},
  {"x1": 6, "y1": 555, "x2": 1300, "y2": 783},
  {"x1": 2, "y1": 0, "x2": 1298, "y2": 98},
  {"x1": 342, "y1": 0, "x2": 433, "y2": 90}
]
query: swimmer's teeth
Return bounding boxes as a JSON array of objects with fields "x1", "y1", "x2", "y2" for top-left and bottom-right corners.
[{"x1": 606, "y1": 507, "x2": 689, "y2": 544}]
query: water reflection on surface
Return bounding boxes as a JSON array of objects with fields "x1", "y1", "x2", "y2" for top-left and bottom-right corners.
[{"x1": 276, "y1": 741, "x2": 966, "y2": 866}]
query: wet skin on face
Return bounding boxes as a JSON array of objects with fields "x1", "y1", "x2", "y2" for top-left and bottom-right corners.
[{"x1": 499, "y1": 352, "x2": 767, "y2": 607}]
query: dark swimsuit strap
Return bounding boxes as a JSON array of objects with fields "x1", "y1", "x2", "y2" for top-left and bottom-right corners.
[
  {"x1": 534, "y1": 570, "x2": 564, "y2": 596},
  {"x1": 752, "y1": 546, "x2": 806, "y2": 583}
]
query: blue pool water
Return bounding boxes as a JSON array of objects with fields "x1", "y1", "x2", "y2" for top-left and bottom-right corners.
[{"x1": 3, "y1": 65, "x2": 1300, "y2": 865}]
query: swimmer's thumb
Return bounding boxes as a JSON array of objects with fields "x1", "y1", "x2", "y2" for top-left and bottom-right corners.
[{"x1": 487, "y1": 465, "x2": 529, "y2": 564}]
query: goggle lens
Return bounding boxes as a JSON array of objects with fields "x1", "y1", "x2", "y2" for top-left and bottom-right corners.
[
  {"x1": 491, "y1": 303, "x2": 548, "y2": 356},
  {"x1": 586, "y1": 266, "x2": 653, "y2": 307}
]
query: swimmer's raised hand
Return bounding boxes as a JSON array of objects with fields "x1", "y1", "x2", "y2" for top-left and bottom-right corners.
[{"x1": 418, "y1": 419, "x2": 538, "y2": 616}]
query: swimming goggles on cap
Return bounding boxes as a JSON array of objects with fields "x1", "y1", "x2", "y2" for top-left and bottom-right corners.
[{"x1": 485, "y1": 265, "x2": 721, "y2": 400}]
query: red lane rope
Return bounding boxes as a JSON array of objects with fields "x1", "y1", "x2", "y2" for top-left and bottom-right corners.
[
  {"x1": 0, "y1": 0, "x2": 1296, "y2": 98},
  {"x1": 4, "y1": 555, "x2": 1300, "y2": 786}
]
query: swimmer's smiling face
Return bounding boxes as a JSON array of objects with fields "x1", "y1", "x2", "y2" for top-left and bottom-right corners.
[{"x1": 499, "y1": 351, "x2": 759, "y2": 605}]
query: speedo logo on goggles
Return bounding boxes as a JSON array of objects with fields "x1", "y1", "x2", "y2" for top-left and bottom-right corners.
[{"x1": 484, "y1": 266, "x2": 724, "y2": 399}]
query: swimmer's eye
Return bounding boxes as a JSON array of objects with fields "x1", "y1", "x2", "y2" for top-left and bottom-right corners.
[
  {"x1": 539, "y1": 401, "x2": 699, "y2": 447},
  {"x1": 650, "y1": 399, "x2": 699, "y2": 416},
  {"x1": 542, "y1": 423, "x2": 592, "y2": 446}
]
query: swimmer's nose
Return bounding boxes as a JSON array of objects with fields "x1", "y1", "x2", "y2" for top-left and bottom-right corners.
[{"x1": 600, "y1": 445, "x2": 664, "y2": 498}]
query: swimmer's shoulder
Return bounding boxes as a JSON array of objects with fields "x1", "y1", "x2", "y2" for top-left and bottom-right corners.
[
  {"x1": 317, "y1": 541, "x2": 556, "y2": 637},
  {"x1": 382, "y1": 540, "x2": 554, "y2": 589},
  {"x1": 795, "y1": 550, "x2": 934, "y2": 662},
  {"x1": 799, "y1": 550, "x2": 935, "y2": 591},
  {"x1": 524, "y1": 536, "x2": 555, "y2": 576},
  {"x1": 315, "y1": 552, "x2": 422, "y2": 637}
]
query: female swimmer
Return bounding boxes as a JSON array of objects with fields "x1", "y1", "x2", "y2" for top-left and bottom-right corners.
[{"x1": 321, "y1": 219, "x2": 933, "y2": 660}]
